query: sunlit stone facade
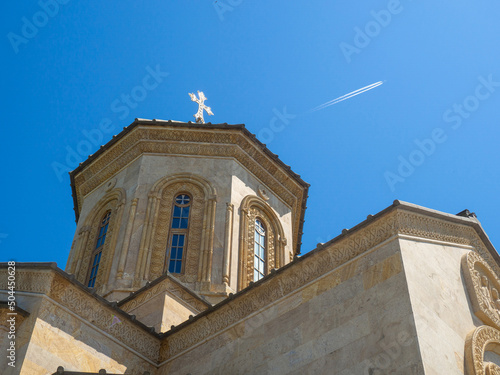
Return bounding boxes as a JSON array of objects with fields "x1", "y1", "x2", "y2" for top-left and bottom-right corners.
[{"x1": 1, "y1": 120, "x2": 499, "y2": 374}]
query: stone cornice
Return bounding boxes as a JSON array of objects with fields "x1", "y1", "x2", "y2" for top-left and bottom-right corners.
[{"x1": 69, "y1": 120, "x2": 309, "y2": 255}]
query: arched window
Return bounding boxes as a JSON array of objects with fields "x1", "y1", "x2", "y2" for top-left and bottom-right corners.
[
  {"x1": 254, "y1": 219, "x2": 266, "y2": 281},
  {"x1": 87, "y1": 211, "x2": 111, "y2": 288},
  {"x1": 238, "y1": 196, "x2": 286, "y2": 290},
  {"x1": 165, "y1": 194, "x2": 191, "y2": 273}
]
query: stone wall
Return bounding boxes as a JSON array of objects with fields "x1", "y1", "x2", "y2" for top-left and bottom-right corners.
[
  {"x1": 401, "y1": 238, "x2": 488, "y2": 374},
  {"x1": 69, "y1": 153, "x2": 296, "y2": 300},
  {"x1": 0, "y1": 293, "x2": 157, "y2": 375},
  {"x1": 158, "y1": 237, "x2": 424, "y2": 374},
  {"x1": 0, "y1": 265, "x2": 160, "y2": 375},
  {"x1": 67, "y1": 123, "x2": 308, "y2": 301},
  {"x1": 123, "y1": 291, "x2": 200, "y2": 333}
]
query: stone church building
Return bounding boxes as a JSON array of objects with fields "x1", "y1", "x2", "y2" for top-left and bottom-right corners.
[{"x1": 1, "y1": 119, "x2": 500, "y2": 374}]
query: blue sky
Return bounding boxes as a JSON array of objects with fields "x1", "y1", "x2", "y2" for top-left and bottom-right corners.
[{"x1": 2, "y1": 1, "x2": 500, "y2": 267}]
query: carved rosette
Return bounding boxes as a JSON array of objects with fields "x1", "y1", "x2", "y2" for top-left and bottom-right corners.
[
  {"x1": 465, "y1": 325, "x2": 500, "y2": 375},
  {"x1": 462, "y1": 251, "x2": 500, "y2": 330}
]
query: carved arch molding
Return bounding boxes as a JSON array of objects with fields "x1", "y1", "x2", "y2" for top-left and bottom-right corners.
[
  {"x1": 238, "y1": 195, "x2": 286, "y2": 290},
  {"x1": 135, "y1": 174, "x2": 217, "y2": 287},
  {"x1": 68, "y1": 188, "x2": 126, "y2": 293},
  {"x1": 463, "y1": 251, "x2": 500, "y2": 374}
]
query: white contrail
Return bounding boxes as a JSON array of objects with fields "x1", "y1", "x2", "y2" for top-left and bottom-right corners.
[{"x1": 309, "y1": 81, "x2": 384, "y2": 112}]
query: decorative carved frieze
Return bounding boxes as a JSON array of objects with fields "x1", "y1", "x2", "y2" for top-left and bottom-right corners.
[
  {"x1": 0, "y1": 267, "x2": 160, "y2": 361},
  {"x1": 48, "y1": 273, "x2": 160, "y2": 360},
  {"x1": 71, "y1": 126, "x2": 307, "y2": 255},
  {"x1": 0, "y1": 269, "x2": 54, "y2": 294}
]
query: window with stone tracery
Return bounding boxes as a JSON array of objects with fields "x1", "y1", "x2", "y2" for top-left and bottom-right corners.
[
  {"x1": 238, "y1": 196, "x2": 287, "y2": 290},
  {"x1": 165, "y1": 193, "x2": 191, "y2": 274},
  {"x1": 254, "y1": 219, "x2": 267, "y2": 281},
  {"x1": 87, "y1": 210, "x2": 111, "y2": 288}
]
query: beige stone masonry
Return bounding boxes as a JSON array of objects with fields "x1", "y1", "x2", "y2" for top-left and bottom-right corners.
[
  {"x1": 158, "y1": 202, "x2": 498, "y2": 364},
  {"x1": 0, "y1": 265, "x2": 160, "y2": 362},
  {"x1": 70, "y1": 122, "x2": 308, "y2": 256}
]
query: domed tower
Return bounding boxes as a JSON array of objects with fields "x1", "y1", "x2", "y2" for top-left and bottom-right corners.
[{"x1": 65, "y1": 119, "x2": 309, "y2": 304}]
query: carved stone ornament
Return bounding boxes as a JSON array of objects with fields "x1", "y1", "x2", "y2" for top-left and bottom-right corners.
[
  {"x1": 50, "y1": 273, "x2": 160, "y2": 360},
  {"x1": 257, "y1": 185, "x2": 270, "y2": 201},
  {"x1": 487, "y1": 363, "x2": 500, "y2": 375},
  {"x1": 465, "y1": 325, "x2": 500, "y2": 375},
  {"x1": 104, "y1": 177, "x2": 117, "y2": 192},
  {"x1": 237, "y1": 195, "x2": 286, "y2": 289},
  {"x1": 462, "y1": 251, "x2": 500, "y2": 330},
  {"x1": 188, "y1": 91, "x2": 214, "y2": 124},
  {"x1": 0, "y1": 268, "x2": 160, "y2": 362}
]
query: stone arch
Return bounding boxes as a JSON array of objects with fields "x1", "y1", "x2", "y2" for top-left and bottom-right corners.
[
  {"x1": 135, "y1": 174, "x2": 217, "y2": 286},
  {"x1": 466, "y1": 325, "x2": 500, "y2": 375},
  {"x1": 238, "y1": 195, "x2": 286, "y2": 290},
  {"x1": 70, "y1": 188, "x2": 126, "y2": 293}
]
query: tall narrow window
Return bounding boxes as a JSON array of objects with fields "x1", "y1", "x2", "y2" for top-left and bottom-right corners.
[
  {"x1": 254, "y1": 219, "x2": 266, "y2": 282},
  {"x1": 88, "y1": 211, "x2": 111, "y2": 288},
  {"x1": 166, "y1": 194, "x2": 191, "y2": 273}
]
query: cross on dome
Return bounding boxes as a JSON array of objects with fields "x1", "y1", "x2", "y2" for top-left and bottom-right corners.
[{"x1": 189, "y1": 91, "x2": 214, "y2": 124}]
